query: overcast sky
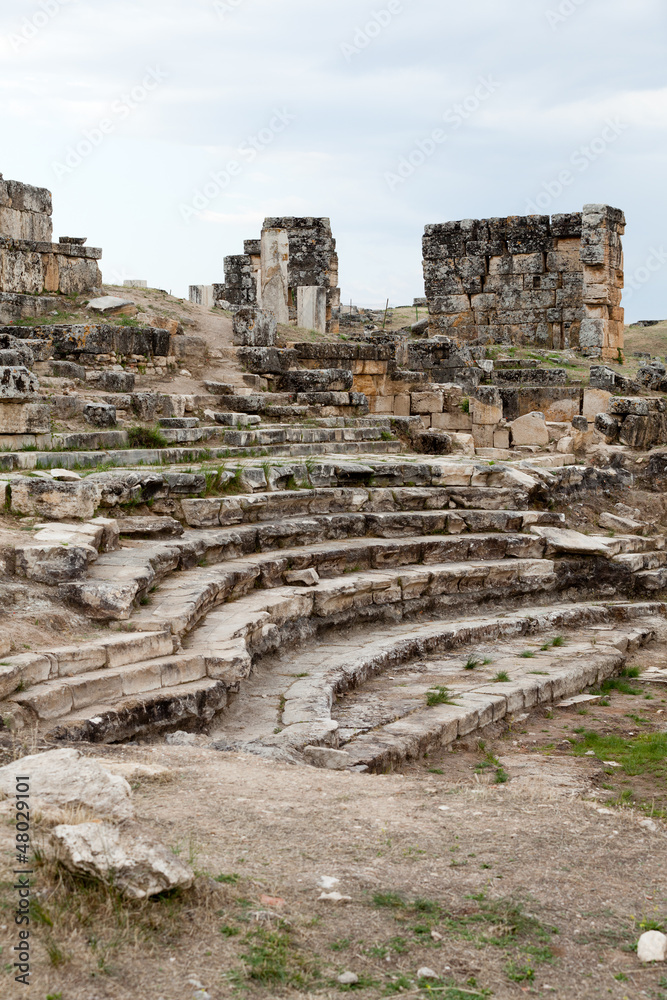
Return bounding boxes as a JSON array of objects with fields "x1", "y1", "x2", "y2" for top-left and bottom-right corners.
[{"x1": 1, "y1": 0, "x2": 666, "y2": 320}]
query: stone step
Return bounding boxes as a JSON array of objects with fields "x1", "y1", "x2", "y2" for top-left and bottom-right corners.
[
  {"x1": 182, "y1": 484, "x2": 550, "y2": 530},
  {"x1": 129, "y1": 539, "x2": 560, "y2": 635},
  {"x1": 46, "y1": 677, "x2": 230, "y2": 743},
  {"x1": 207, "y1": 602, "x2": 664, "y2": 769},
  {"x1": 58, "y1": 510, "x2": 665, "y2": 624},
  {"x1": 55, "y1": 511, "x2": 563, "y2": 623},
  {"x1": 9, "y1": 653, "x2": 207, "y2": 721},
  {"x1": 0, "y1": 631, "x2": 174, "y2": 701},
  {"x1": 340, "y1": 626, "x2": 658, "y2": 771}
]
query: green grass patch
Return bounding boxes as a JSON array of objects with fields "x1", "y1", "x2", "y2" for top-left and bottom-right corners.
[
  {"x1": 241, "y1": 924, "x2": 316, "y2": 988},
  {"x1": 426, "y1": 686, "x2": 456, "y2": 706},
  {"x1": 493, "y1": 671, "x2": 510, "y2": 683},
  {"x1": 127, "y1": 425, "x2": 168, "y2": 449},
  {"x1": 572, "y1": 730, "x2": 667, "y2": 779}
]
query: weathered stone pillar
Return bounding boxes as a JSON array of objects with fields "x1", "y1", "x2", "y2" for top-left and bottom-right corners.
[
  {"x1": 579, "y1": 204, "x2": 625, "y2": 360},
  {"x1": 296, "y1": 286, "x2": 327, "y2": 333},
  {"x1": 260, "y1": 228, "x2": 289, "y2": 324},
  {"x1": 232, "y1": 307, "x2": 277, "y2": 347}
]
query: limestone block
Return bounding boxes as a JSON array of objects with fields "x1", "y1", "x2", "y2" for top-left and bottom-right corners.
[
  {"x1": 260, "y1": 228, "x2": 289, "y2": 324},
  {"x1": 368, "y1": 395, "x2": 394, "y2": 414},
  {"x1": 509, "y1": 411, "x2": 549, "y2": 447},
  {"x1": 0, "y1": 366, "x2": 39, "y2": 400},
  {"x1": 87, "y1": 371, "x2": 136, "y2": 393},
  {"x1": 493, "y1": 429, "x2": 510, "y2": 449},
  {"x1": 556, "y1": 436, "x2": 574, "y2": 454},
  {"x1": 11, "y1": 478, "x2": 101, "y2": 521},
  {"x1": 541, "y1": 396, "x2": 581, "y2": 422},
  {"x1": 0, "y1": 749, "x2": 132, "y2": 821},
  {"x1": 393, "y1": 394, "x2": 411, "y2": 416},
  {"x1": 14, "y1": 543, "x2": 95, "y2": 584},
  {"x1": 431, "y1": 410, "x2": 473, "y2": 431},
  {"x1": 0, "y1": 401, "x2": 50, "y2": 433},
  {"x1": 83, "y1": 402, "x2": 116, "y2": 428},
  {"x1": 296, "y1": 286, "x2": 327, "y2": 334},
  {"x1": 411, "y1": 391, "x2": 444, "y2": 415},
  {"x1": 471, "y1": 424, "x2": 494, "y2": 449},
  {"x1": 48, "y1": 820, "x2": 194, "y2": 899},
  {"x1": 304, "y1": 746, "x2": 352, "y2": 769},
  {"x1": 471, "y1": 387, "x2": 502, "y2": 425},
  {"x1": 637, "y1": 931, "x2": 667, "y2": 963},
  {"x1": 582, "y1": 389, "x2": 611, "y2": 419},
  {"x1": 232, "y1": 307, "x2": 277, "y2": 347}
]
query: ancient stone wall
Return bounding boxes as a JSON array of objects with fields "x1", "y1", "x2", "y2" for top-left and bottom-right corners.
[
  {"x1": 422, "y1": 204, "x2": 624, "y2": 361},
  {"x1": 0, "y1": 174, "x2": 52, "y2": 242},
  {"x1": 0, "y1": 174, "x2": 103, "y2": 300},
  {"x1": 216, "y1": 217, "x2": 341, "y2": 333}
]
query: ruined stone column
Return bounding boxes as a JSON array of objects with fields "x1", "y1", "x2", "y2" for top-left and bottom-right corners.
[
  {"x1": 260, "y1": 227, "x2": 289, "y2": 325},
  {"x1": 297, "y1": 286, "x2": 327, "y2": 333},
  {"x1": 579, "y1": 204, "x2": 625, "y2": 360}
]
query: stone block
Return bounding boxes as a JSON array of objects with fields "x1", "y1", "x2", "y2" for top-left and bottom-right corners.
[
  {"x1": 431, "y1": 410, "x2": 473, "y2": 431},
  {"x1": 296, "y1": 286, "x2": 327, "y2": 334},
  {"x1": 368, "y1": 395, "x2": 394, "y2": 414},
  {"x1": 471, "y1": 424, "x2": 494, "y2": 448},
  {"x1": 10, "y1": 478, "x2": 101, "y2": 521},
  {"x1": 393, "y1": 394, "x2": 411, "y2": 417},
  {"x1": 582, "y1": 387, "x2": 612, "y2": 418},
  {"x1": 0, "y1": 365, "x2": 39, "y2": 400},
  {"x1": 87, "y1": 370, "x2": 136, "y2": 393},
  {"x1": 0, "y1": 401, "x2": 50, "y2": 434},
  {"x1": 471, "y1": 387, "x2": 502, "y2": 425},
  {"x1": 260, "y1": 228, "x2": 289, "y2": 324},
  {"x1": 509, "y1": 411, "x2": 549, "y2": 447},
  {"x1": 83, "y1": 402, "x2": 116, "y2": 428},
  {"x1": 411, "y1": 391, "x2": 443, "y2": 414},
  {"x1": 493, "y1": 429, "x2": 510, "y2": 449},
  {"x1": 232, "y1": 307, "x2": 277, "y2": 347}
]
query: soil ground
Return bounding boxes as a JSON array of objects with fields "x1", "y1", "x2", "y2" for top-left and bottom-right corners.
[{"x1": 0, "y1": 657, "x2": 665, "y2": 1000}]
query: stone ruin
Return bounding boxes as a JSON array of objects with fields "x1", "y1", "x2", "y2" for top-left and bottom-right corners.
[
  {"x1": 215, "y1": 217, "x2": 341, "y2": 334},
  {"x1": 422, "y1": 204, "x2": 625, "y2": 360},
  {"x1": 3, "y1": 173, "x2": 667, "y2": 798},
  {"x1": 0, "y1": 172, "x2": 103, "y2": 325}
]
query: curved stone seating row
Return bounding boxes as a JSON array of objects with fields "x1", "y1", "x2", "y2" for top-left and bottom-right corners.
[{"x1": 209, "y1": 601, "x2": 665, "y2": 769}]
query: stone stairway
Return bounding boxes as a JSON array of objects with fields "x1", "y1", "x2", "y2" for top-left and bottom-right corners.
[
  {"x1": 208, "y1": 601, "x2": 665, "y2": 769},
  {"x1": 2, "y1": 474, "x2": 666, "y2": 745}
]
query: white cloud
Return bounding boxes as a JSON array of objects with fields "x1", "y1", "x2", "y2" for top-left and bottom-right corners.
[{"x1": 0, "y1": 0, "x2": 665, "y2": 318}]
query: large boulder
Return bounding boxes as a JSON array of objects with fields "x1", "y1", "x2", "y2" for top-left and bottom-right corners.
[
  {"x1": 0, "y1": 749, "x2": 133, "y2": 821},
  {"x1": 49, "y1": 820, "x2": 194, "y2": 899}
]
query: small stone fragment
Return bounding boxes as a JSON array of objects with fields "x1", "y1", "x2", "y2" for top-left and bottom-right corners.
[
  {"x1": 418, "y1": 967, "x2": 439, "y2": 979},
  {"x1": 637, "y1": 930, "x2": 667, "y2": 962},
  {"x1": 338, "y1": 972, "x2": 359, "y2": 985}
]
